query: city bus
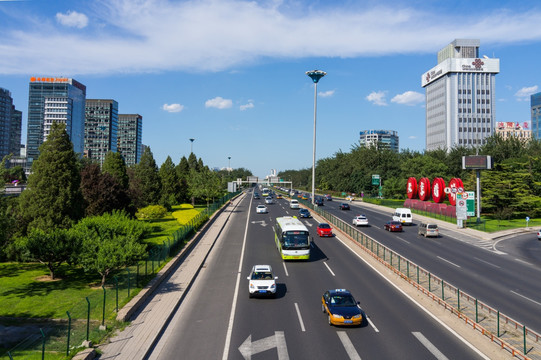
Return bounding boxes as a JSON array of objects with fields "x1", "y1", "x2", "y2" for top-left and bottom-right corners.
[{"x1": 274, "y1": 216, "x2": 310, "y2": 260}]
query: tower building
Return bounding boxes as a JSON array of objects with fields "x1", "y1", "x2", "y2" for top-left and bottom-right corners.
[
  {"x1": 117, "y1": 114, "x2": 142, "y2": 166},
  {"x1": 422, "y1": 39, "x2": 499, "y2": 151},
  {"x1": 85, "y1": 99, "x2": 118, "y2": 166}
]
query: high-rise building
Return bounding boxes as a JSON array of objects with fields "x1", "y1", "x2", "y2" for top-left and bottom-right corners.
[
  {"x1": 10, "y1": 109, "x2": 22, "y2": 157},
  {"x1": 422, "y1": 39, "x2": 500, "y2": 151},
  {"x1": 85, "y1": 99, "x2": 118, "y2": 166},
  {"x1": 27, "y1": 77, "x2": 86, "y2": 165},
  {"x1": 359, "y1": 130, "x2": 399, "y2": 152},
  {"x1": 118, "y1": 114, "x2": 142, "y2": 166},
  {"x1": 531, "y1": 92, "x2": 541, "y2": 140},
  {"x1": 0, "y1": 87, "x2": 15, "y2": 159}
]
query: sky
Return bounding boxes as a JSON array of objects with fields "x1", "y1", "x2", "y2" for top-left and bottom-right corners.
[{"x1": 1, "y1": 0, "x2": 541, "y2": 178}]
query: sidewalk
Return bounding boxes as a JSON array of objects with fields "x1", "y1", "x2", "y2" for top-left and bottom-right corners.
[
  {"x1": 96, "y1": 194, "x2": 244, "y2": 360},
  {"x1": 348, "y1": 199, "x2": 536, "y2": 241}
]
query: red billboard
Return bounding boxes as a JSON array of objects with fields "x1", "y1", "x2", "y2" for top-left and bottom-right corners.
[
  {"x1": 406, "y1": 177, "x2": 418, "y2": 199},
  {"x1": 418, "y1": 178, "x2": 431, "y2": 201}
]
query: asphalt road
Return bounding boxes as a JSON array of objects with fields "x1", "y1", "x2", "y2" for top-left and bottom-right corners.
[
  {"x1": 149, "y1": 191, "x2": 488, "y2": 360},
  {"x1": 317, "y1": 197, "x2": 541, "y2": 335}
]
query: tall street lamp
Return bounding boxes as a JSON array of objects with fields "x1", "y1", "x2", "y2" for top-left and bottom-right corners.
[
  {"x1": 189, "y1": 138, "x2": 195, "y2": 154},
  {"x1": 306, "y1": 69, "x2": 326, "y2": 205},
  {"x1": 228, "y1": 156, "x2": 231, "y2": 173}
]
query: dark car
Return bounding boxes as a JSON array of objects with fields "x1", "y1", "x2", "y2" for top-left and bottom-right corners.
[
  {"x1": 321, "y1": 289, "x2": 365, "y2": 326},
  {"x1": 339, "y1": 203, "x2": 350, "y2": 210},
  {"x1": 253, "y1": 193, "x2": 260, "y2": 199},
  {"x1": 384, "y1": 221, "x2": 403, "y2": 232},
  {"x1": 325, "y1": 194, "x2": 332, "y2": 201},
  {"x1": 298, "y1": 208, "x2": 311, "y2": 218},
  {"x1": 314, "y1": 198, "x2": 324, "y2": 206}
]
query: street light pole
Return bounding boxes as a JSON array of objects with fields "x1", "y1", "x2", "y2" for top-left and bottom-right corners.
[
  {"x1": 306, "y1": 70, "x2": 326, "y2": 205},
  {"x1": 228, "y1": 156, "x2": 231, "y2": 173},
  {"x1": 189, "y1": 138, "x2": 195, "y2": 154}
]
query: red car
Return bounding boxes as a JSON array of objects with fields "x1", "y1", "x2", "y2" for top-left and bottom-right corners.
[
  {"x1": 317, "y1": 223, "x2": 333, "y2": 237},
  {"x1": 384, "y1": 221, "x2": 403, "y2": 232}
]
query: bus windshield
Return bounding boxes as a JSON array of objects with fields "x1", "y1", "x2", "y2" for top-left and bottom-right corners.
[{"x1": 282, "y1": 231, "x2": 309, "y2": 250}]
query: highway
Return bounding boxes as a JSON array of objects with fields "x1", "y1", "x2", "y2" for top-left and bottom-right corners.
[
  {"x1": 315, "y1": 196, "x2": 541, "y2": 335},
  {"x1": 149, "y1": 191, "x2": 488, "y2": 359}
]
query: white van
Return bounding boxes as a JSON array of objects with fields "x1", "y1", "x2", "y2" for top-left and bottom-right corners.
[
  {"x1": 290, "y1": 199, "x2": 300, "y2": 209},
  {"x1": 393, "y1": 208, "x2": 412, "y2": 225}
]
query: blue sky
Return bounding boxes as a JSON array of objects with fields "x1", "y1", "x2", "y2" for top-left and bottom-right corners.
[{"x1": 1, "y1": 0, "x2": 541, "y2": 178}]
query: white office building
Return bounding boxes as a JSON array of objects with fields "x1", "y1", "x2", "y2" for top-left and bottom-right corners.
[{"x1": 422, "y1": 39, "x2": 500, "y2": 151}]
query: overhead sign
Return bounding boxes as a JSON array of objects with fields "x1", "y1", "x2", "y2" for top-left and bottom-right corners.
[{"x1": 372, "y1": 174, "x2": 380, "y2": 185}]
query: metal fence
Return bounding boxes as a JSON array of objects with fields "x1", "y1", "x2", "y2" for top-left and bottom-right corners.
[
  {"x1": 305, "y1": 200, "x2": 541, "y2": 360},
  {"x1": 1, "y1": 192, "x2": 238, "y2": 360}
]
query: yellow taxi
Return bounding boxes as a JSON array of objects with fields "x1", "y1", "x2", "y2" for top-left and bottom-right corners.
[{"x1": 321, "y1": 289, "x2": 365, "y2": 326}]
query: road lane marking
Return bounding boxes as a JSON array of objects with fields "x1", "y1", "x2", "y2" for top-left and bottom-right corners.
[
  {"x1": 333, "y1": 235, "x2": 490, "y2": 360},
  {"x1": 437, "y1": 256, "x2": 461, "y2": 268},
  {"x1": 395, "y1": 236, "x2": 410, "y2": 244},
  {"x1": 514, "y1": 258, "x2": 534, "y2": 266},
  {"x1": 238, "y1": 331, "x2": 289, "y2": 360},
  {"x1": 510, "y1": 290, "x2": 541, "y2": 306},
  {"x1": 222, "y1": 195, "x2": 252, "y2": 360},
  {"x1": 337, "y1": 332, "x2": 362, "y2": 360},
  {"x1": 323, "y1": 262, "x2": 336, "y2": 276},
  {"x1": 294, "y1": 303, "x2": 306, "y2": 332},
  {"x1": 367, "y1": 317, "x2": 379, "y2": 333},
  {"x1": 282, "y1": 262, "x2": 289, "y2": 277},
  {"x1": 412, "y1": 332, "x2": 449, "y2": 360},
  {"x1": 474, "y1": 257, "x2": 501, "y2": 268}
]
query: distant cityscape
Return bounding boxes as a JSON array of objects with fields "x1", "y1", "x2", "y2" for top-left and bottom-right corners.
[{"x1": 1, "y1": 40, "x2": 540, "y2": 175}]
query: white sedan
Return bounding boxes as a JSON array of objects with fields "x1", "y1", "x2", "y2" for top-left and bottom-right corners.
[
  {"x1": 256, "y1": 205, "x2": 268, "y2": 214},
  {"x1": 352, "y1": 215, "x2": 369, "y2": 226}
]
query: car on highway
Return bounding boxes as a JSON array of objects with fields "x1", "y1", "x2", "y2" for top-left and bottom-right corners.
[
  {"x1": 276, "y1": 193, "x2": 283, "y2": 199},
  {"x1": 301, "y1": 194, "x2": 309, "y2": 200},
  {"x1": 314, "y1": 198, "x2": 324, "y2": 206},
  {"x1": 253, "y1": 192, "x2": 260, "y2": 199},
  {"x1": 339, "y1": 203, "x2": 350, "y2": 210},
  {"x1": 537, "y1": 229, "x2": 541, "y2": 240},
  {"x1": 290, "y1": 190, "x2": 296, "y2": 197},
  {"x1": 384, "y1": 220, "x2": 403, "y2": 232},
  {"x1": 321, "y1": 289, "x2": 365, "y2": 326},
  {"x1": 325, "y1": 194, "x2": 332, "y2": 201},
  {"x1": 317, "y1": 223, "x2": 333, "y2": 237},
  {"x1": 290, "y1": 199, "x2": 300, "y2": 209},
  {"x1": 352, "y1": 215, "x2": 369, "y2": 226},
  {"x1": 247, "y1": 265, "x2": 278, "y2": 298},
  {"x1": 298, "y1": 208, "x2": 311, "y2": 218},
  {"x1": 418, "y1": 222, "x2": 439, "y2": 237},
  {"x1": 265, "y1": 196, "x2": 273, "y2": 204},
  {"x1": 256, "y1": 205, "x2": 268, "y2": 214},
  {"x1": 345, "y1": 195, "x2": 355, "y2": 201}
]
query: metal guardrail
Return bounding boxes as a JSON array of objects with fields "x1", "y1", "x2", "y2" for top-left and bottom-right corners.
[{"x1": 304, "y1": 200, "x2": 540, "y2": 360}]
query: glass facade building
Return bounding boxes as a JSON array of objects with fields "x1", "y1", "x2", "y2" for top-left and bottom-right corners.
[
  {"x1": 118, "y1": 114, "x2": 142, "y2": 166},
  {"x1": 85, "y1": 99, "x2": 118, "y2": 166},
  {"x1": 359, "y1": 129, "x2": 399, "y2": 152},
  {"x1": 0, "y1": 88, "x2": 14, "y2": 159},
  {"x1": 532, "y1": 92, "x2": 541, "y2": 140},
  {"x1": 422, "y1": 39, "x2": 500, "y2": 151},
  {"x1": 27, "y1": 77, "x2": 86, "y2": 165}
]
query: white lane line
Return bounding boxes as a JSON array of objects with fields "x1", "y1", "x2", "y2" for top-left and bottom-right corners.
[
  {"x1": 412, "y1": 332, "x2": 449, "y2": 360},
  {"x1": 473, "y1": 257, "x2": 501, "y2": 269},
  {"x1": 294, "y1": 303, "x2": 306, "y2": 332},
  {"x1": 337, "y1": 331, "x2": 362, "y2": 360},
  {"x1": 515, "y1": 258, "x2": 534, "y2": 267},
  {"x1": 282, "y1": 262, "x2": 289, "y2": 277},
  {"x1": 323, "y1": 262, "x2": 336, "y2": 276},
  {"x1": 333, "y1": 235, "x2": 490, "y2": 360},
  {"x1": 222, "y1": 195, "x2": 252, "y2": 360},
  {"x1": 510, "y1": 290, "x2": 541, "y2": 306},
  {"x1": 437, "y1": 256, "x2": 461, "y2": 268},
  {"x1": 366, "y1": 317, "x2": 379, "y2": 333},
  {"x1": 395, "y1": 236, "x2": 410, "y2": 244}
]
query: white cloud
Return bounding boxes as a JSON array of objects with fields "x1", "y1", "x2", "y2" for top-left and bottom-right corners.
[
  {"x1": 366, "y1": 91, "x2": 387, "y2": 106},
  {"x1": 205, "y1": 96, "x2": 233, "y2": 109},
  {"x1": 240, "y1": 101, "x2": 254, "y2": 111},
  {"x1": 2, "y1": 1, "x2": 541, "y2": 74},
  {"x1": 55, "y1": 11, "x2": 88, "y2": 29},
  {"x1": 319, "y1": 90, "x2": 335, "y2": 98},
  {"x1": 162, "y1": 103, "x2": 184, "y2": 113},
  {"x1": 408, "y1": 135, "x2": 417, "y2": 139},
  {"x1": 391, "y1": 91, "x2": 424, "y2": 106},
  {"x1": 515, "y1": 85, "x2": 539, "y2": 101}
]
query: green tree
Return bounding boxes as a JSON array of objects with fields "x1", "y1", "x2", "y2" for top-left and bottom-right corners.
[
  {"x1": 18, "y1": 228, "x2": 79, "y2": 279},
  {"x1": 73, "y1": 211, "x2": 149, "y2": 286},
  {"x1": 159, "y1": 156, "x2": 180, "y2": 209},
  {"x1": 102, "y1": 151, "x2": 129, "y2": 189},
  {"x1": 19, "y1": 122, "x2": 84, "y2": 234},
  {"x1": 176, "y1": 156, "x2": 190, "y2": 203},
  {"x1": 133, "y1": 147, "x2": 162, "y2": 207},
  {"x1": 188, "y1": 168, "x2": 223, "y2": 205}
]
